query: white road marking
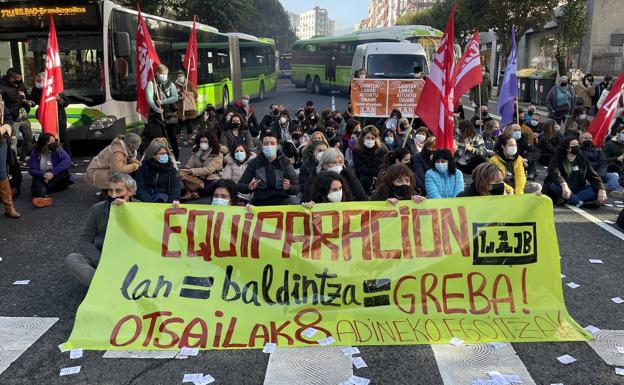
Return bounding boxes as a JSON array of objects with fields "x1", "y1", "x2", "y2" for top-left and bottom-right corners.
[
  {"x1": 587, "y1": 330, "x2": 624, "y2": 366},
  {"x1": 263, "y1": 346, "x2": 352, "y2": 385},
  {"x1": 0, "y1": 317, "x2": 58, "y2": 375},
  {"x1": 566, "y1": 205, "x2": 624, "y2": 241},
  {"x1": 431, "y1": 342, "x2": 536, "y2": 385}
]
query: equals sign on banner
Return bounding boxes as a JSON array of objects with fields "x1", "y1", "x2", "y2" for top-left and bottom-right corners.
[
  {"x1": 362, "y1": 278, "x2": 391, "y2": 307},
  {"x1": 179, "y1": 276, "x2": 214, "y2": 300}
]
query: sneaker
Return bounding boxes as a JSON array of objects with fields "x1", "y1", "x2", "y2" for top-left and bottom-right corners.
[
  {"x1": 575, "y1": 200, "x2": 583, "y2": 207},
  {"x1": 582, "y1": 200, "x2": 601, "y2": 209},
  {"x1": 610, "y1": 190, "x2": 624, "y2": 199},
  {"x1": 32, "y1": 197, "x2": 54, "y2": 208}
]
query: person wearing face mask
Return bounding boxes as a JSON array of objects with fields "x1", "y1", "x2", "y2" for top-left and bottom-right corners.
[
  {"x1": 135, "y1": 140, "x2": 181, "y2": 204},
  {"x1": 210, "y1": 178, "x2": 240, "y2": 207},
  {"x1": 84, "y1": 134, "x2": 142, "y2": 197},
  {"x1": 65, "y1": 173, "x2": 137, "y2": 287},
  {"x1": 323, "y1": 120, "x2": 339, "y2": 142},
  {"x1": 180, "y1": 132, "x2": 223, "y2": 200},
  {"x1": 505, "y1": 123, "x2": 538, "y2": 180},
  {"x1": 382, "y1": 130, "x2": 398, "y2": 151},
  {"x1": 546, "y1": 76, "x2": 573, "y2": 124},
  {"x1": 370, "y1": 163, "x2": 426, "y2": 205},
  {"x1": 580, "y1": 131, "x2": 624, "y2": 196},
  {"x1": 528, "y1": 112, "x2": 542, "y2": 134},
  {"x1": 376, "y1": 148, "x2": 415, "y2": 190},
  {"x1": 490, "y1": 134, "x2": 541, "y2": 195},
  {"x1": 309, "y1": 147, "x2": 368, "y2": 202},
  {"x1": 28, "y1": 133, "x2": 73, "y2": 207},
  {"x1": 237, "y1": 131, "x2": 299, "y2": 206},
  {"x1": 31, "y1": 72, "x2": 71, "y2": 156},
  {"x1": 304, "y1": 112, "x2": 320, "y2": 133},
  {"x1": 405, "y1": 127, "x2": 429, "y2": 155},
  {"x1": 228, "y1": 95, "x2": 259, "y2": 137},
  {"x1": 543, "y1": 136, "x2": 607, "y2": 207},
  {"x1": 412, "y1": 136, "x2": 436, "y2": 188},
  {"x1": 0, "y1": 68, "x2": 35, "y2": 163},
  {"x1": 603, "y1": 126, "x2": 624, "y2": 197},
  {"x1": 270, "y1": 110, "x2": 292, "y2": 143},
  {"x1": 199, "y1": 105, "x2": 221, "y2": 137},
  {"x1": 459, "y1": 162, "x2": 507, "y2": 197},
  {"x1": 536, "y1": 119, "x2": 563, "y2": 166},
  {"x1": 425, "y1": 149, "x2": 464, "y2": 199},
  {"x1": 299, "y1": 141, "x2": 329, "y2": 195},
  {"x1": 280, "y1": 127, "x2": 303, "y2": 167},
  {"x1": 302, "y1": 171, "x2": 354, "y2": 209},
  {"x1": 574, "y1": 73, "x2": 595, "y2": 111},
  {"x1": 304, "y1": 100, "x2": 316, "y2": 119},
  {"x1": 300, "y1": 131, "x2": 329, "y2": 164},
  {"x1": 293, "y1": 108, "x2": 307, "y2": 127},
  {"x1": 174, "y1": 70, "x2": 198, "y2": 147},
  {"x1": 223, "y1": 144, "x2": 256, "y2": 184},
  {"x1": 455, "y1": 120, "x2": 488, "y2": 174},
  {"x1": 333, "y1": 112, "x2": 345, "y2": 134},
  {"x1": 261, "y1": 104, "x2": 281, "y2": 132},
  {"x1": 220, "y1": 112, "x2": 254, "y2": 151},
  {"x1": 353, "y1": 125, "x2": 388, "y2": 194},
  {"x1": 413, "y1": 65, "x2": 426, "y2": 80},
  {"x1": 470, "y1": 105, "x2": 493, "y2": 134},
  {"x1": 469, "y1": 65, "x2": 492, "y2": 108},
  {"x1": 482, "y1": 120, "x2": 500, "y2": 156},
  {"x1": 145, "y1": 64, "x2": 180, "y2": 160},
  {"x1": 524, "y1": 105, "x2": 536, "y2": 124}
]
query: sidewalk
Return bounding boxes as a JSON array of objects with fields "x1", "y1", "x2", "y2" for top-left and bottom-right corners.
[{"x1": 461, "y1": 86, "x2": 550, "y2": 120}]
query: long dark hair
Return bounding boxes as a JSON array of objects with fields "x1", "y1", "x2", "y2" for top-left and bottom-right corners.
[
  {"x1": 312, "y1": 171, "x2": 352, "y2": 203},
  {"x1": 193, "y1": 131, "x2": 220, "y2": 155},
  {"x1": 382, "y1": 148, "x2": 411, "y2": 169},
  {"x1": 458, "y1": 120, "x2": 477, "y2": 140},
  {"x1": 377, "y1": 163, "x2": 416, "y2": 198},
  {"x1": 557, "y1": 135, "x2": 587, "y2": 161},
  {"x1": 35, "y1": 132, "x2": 54, "y2": 153},
  {"x1": 431, "y1": 149, "x2": 457, "y2": 174},
  {"x1": 494, "y1": 134, "x2": 516, "y2": 160}
]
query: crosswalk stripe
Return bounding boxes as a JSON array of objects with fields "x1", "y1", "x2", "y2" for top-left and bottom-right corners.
[
  {"x1": 587, "y1": 329, "x2": 624, "y2": 366},
  {"x1": 431, "y1": 343, "x2": 536, "y2": 385},
  {"x1": 263, "y1": 346, "x2": 353, "y2": 385},
  {"x1": 0, "y1": 317, "x2": 58, "y2": 375},
  {"x1": 566, "y1": 204, "x2": 624, "y2": 241}
]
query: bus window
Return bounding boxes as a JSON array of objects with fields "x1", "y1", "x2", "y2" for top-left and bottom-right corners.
[
  {"x1": 367, "y1": 54, "x2": 427, "y2": 79},
  {"x1": 108, "y1": 9, "x2": 137, "y2": 101}
]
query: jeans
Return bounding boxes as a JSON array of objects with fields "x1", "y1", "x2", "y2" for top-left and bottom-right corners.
[
  {"x1": 603, "y1": 173, "x2": 623, "y2": 191},
  {"x1": 549, "y1": 183, "x2": 597, "y2": 205},
  {"x1": 65, "y1": 252, "x2": 96, "y2": 286},
  {"x1": 0, "y1": 141, "x2": 7, "y2": 181},
  {"x1": 31, "y1": 170, "x2": 72, "y2": 197}
]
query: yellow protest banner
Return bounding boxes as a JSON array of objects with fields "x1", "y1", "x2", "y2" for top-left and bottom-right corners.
[{"x1": 64, "y1": 195, "x2": 590, "y2": 350}]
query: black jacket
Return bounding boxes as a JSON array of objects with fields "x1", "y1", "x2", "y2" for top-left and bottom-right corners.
[
  {"x1": 352, "y1": 146, "x2": 387, "y2": 193},
  {"x1": 237, "y1": 151, "x2": 299, "y2": 206},
  {"x1": 135, "y1": 159, "x2": 182, "y2": 202},
  {"x1": 582, "y1": 146, "x2": 608, "y2": 177},
  {"x1": 544, "y1": 153, "x2": 604, "y2": 193},
  {"x1": 411, "y1": 150, "x2": 432, "y2": 194},
  {"x1": 0, "y1": 76, "x2": 29, "y2": 121},
  {"x1": 31, "y1": 87, "x2": 69, "y2": 122},
  {"x1": 228, "y1": 102, "x2": 259, "y2": 137},
  {"x1": 299, "y1": 158, "x2": 318, "y2": 196}
]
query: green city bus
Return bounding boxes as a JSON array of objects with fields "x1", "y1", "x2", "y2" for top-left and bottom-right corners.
[
  {"x1": 0, "y1": 0, "x2": 276, "y2": 142},
  {"x1": 291, "y1": 25, "x2": 442, "y2": 94}
]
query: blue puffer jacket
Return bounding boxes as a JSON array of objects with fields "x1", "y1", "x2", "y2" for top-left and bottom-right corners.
[{"x1": 425, "y1": 168, "x2": 464, "y2": 199}]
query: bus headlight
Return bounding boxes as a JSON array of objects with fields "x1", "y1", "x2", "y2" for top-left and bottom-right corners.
[{"x1": 90, "y1": 116, "x2": 117, "y2": 131}]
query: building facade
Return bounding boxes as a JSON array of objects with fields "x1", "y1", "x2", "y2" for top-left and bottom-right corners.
[
  {"x1": 287, "y1": 12, "x2": 300, "y2": 34},
  {"x1": 296, "y1": 7, "x2": 334, "y2": 40},
  {"x1": 360, "y1": 0, "x2": 438, "y2": 29}
]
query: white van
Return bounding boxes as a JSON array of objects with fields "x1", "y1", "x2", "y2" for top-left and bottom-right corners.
[{"x1": 351, "y1": 41, "x2": 429, "y2": 79}]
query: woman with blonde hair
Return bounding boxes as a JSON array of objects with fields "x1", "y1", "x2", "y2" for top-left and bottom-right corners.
[{"x1": 84, "y1": 134, "x2": 141, "y2": 195}]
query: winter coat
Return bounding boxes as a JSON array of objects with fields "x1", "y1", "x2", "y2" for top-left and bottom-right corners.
[
  {"x1": 184, "y1": 149, "x2": 223, "y2": 181},
  {"x1": 220, "y1": 128, "x2": 254, "y2": 152},
  {"x1": 573, "y1": 81, "x2": 595, "y2": 108},
  {"x1": 0, "y1": 75, "x2": 29, "y2": 121},
  {"x1": 135, "y1": 158, "x2": 182, "y2": 202},
  {"x1": 490, "y1": 154, "x2": 526, "y2": 195},
  {"x1": 298, "y1": 158, "x2": 318, "y2": 194},
  {"x1": 228, "y1": 100, "x2": 259, "y2": 136},
  {"x1": 352, "y1": 145, "x2": 387, "y2": 193},
  {"x1": 222, "y1": 152, "x2": 256, "y2": 183},
  {"x1": 603, "y1": 140, "x2": 624, "y2": 164},
  {"x1": 469, "y1": 73, "x2": 492, "y2": 105},
  {"x1": 84, "y1": 138, "x2": 139, "y2": 189},
  {"x1": 546, "y1": 85, "x2": 573, "y2": 119},
  {"x1": 582, "y1": 146, "x2": 608, "y2": 177},
  {"x1": 237, "y1": 151, "x2": 299, "y2": 206},
  {"x1": 411, "y1": 150, "x2": 432, "y2": 193},
  {"x1": 29, "y1": 147, "x2": 71, "y2": 179},
  {"x1": 544, "y1": 153, "x2": 603, "y2": 193},
  {"x1": 425, "y1": 169, "x2": 464, "y2": 199},
  {"x1": 536, "y1": 132, "x2": 563, "y2": 159}
]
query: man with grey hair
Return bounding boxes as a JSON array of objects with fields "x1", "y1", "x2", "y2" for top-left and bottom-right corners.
[
  {"x1": 65, "y1": 173, "x2": 136, "y2": 286},
  {"x1": 546, "y1": 75, "x2": 573, "y2": 124}
]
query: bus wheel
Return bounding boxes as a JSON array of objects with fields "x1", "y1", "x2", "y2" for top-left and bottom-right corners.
[
  {"x1": 259, "y1": 81, "x2": 266, "y2": 100},
  {"x1": 222, "y1": 87, "x2": 230, "y2": 110},
  {"x1": 305, "y1": 76, "x2": 312, "y2": 92},
  {"x1": 313, "y1": 76, "x2": 321, "y2": 94}
]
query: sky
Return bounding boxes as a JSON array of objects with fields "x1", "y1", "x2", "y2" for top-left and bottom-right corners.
[{"x1": 278, "y1": 0, "x2": 369, "y2": 33}]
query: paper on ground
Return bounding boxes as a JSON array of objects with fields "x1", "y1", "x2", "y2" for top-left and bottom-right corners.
[
  {"x1": 59, "y1": 366, "x2": 81, "y2": 376},
  {"x1": 616, "y1": 367, "x2": 624, "y2": 376},
  {"x1": 341, "y1": 347, "x2": 361, "y2": 356},
  {"x1": 13, "y1": 280, "x2": 30, "y2": 285},
  {"x1": 584, "y1": 325, "x2": 601, "y2": 335},
  {"x1": 103, "y1": 350, "x2": 178, "y2": 359},
  {"x1": 557, "y1": 354, "x2": 576, "y2": 364},
  {"x1": 180, "y1": 347, "x2": 199, "y2": 356},
  {"x1": 589, "y1": 259, "x2": 604, "y2": 264},
  {"x1": 352, "y1": 356, "x2": 367, "y2": 369},
  {"x1": 194, "y1": 374, "x2": 215, "y2": 385},
  {"x1": 70, "y1": 349, "x2": 83, "y2": 359},
  {"x1": 182, "y1": 373, "x2": 203, "y2": 383},
  {"x1": 566, "y1": 282, "x2": 580, "y2": 289},
  {"x1": 611, "y1": 297, "x2": 624, "y2": 304},
  {"x1": 262, "y1": 343, "x2": 276, "y2": 353},
  {"x1": 348, "y1": 375, "x2": 371, "y2": 385},
  {"x1": 318, "y1": 336, "x2": 336, "y2": 346},
  {"x1": 302, "y1": 327, "x2": 318, "y2": 338}
]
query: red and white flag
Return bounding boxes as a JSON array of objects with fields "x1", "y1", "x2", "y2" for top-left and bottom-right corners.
[
  {"x1": 415, "y1": 3, "x2": 457, "y2": 152},
  {"x1": 38, "y1": 15, "x2": 63, "y2": 137},
  {"x1": 454, "y1": 32, "x2": 482, "y2": 99},
  {"x1": 135, "y1": 6, "x2": 161, "y2": 118},
  {"x1": 183, "y1": 16, "x2": 198, "y2": 89},
  {"x1": 588, "y1": 69, "x2": 624, "y2": 147}
]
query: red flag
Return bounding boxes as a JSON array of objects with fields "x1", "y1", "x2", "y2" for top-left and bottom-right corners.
[
  {"x1": 136, "y1": 6, "x2": 161, "y2": 118},
  {"x1": 415, "y1": 3, "x2": 456, "y2": 152},
  {"x1": 38, "y1": 15, "x2": 64, "y2": 137},
  {"x1": 454, "y1": 32, "x2": 482, "y2": 99},
  {"x1": 588, "y1": 70, "x2": 624, "y2": 147},
  {"x1": 183, "y1": 16, "x2": 198, "y2": 89}
]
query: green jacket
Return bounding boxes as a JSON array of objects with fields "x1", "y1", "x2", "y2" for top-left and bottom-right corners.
[
  {"x1": 603, "y1": 140, "x2": 624, "y2": 163},
  {"x1": 469, "y1": 73, "x2": 492, "y2": 106}
]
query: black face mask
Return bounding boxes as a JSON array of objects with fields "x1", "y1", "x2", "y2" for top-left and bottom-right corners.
[
  {"x1": 231, "y1": 122, "x2": 241, "y2": 129},
  {"x1": 272, "y1": 109, "x2": 279, "y2": 116},
  {"x1": 392, "y1": 184, "x2": 411, "y2": 198},
  {"x1": 570, "y1": 145, "x2": 580, "y2": 155},
  {"x1": 561, "y1": 82, "x2": 568, "y2": 87},
  {"x1": 490, "y1": 182, "x2": 505, "y2": 195},
  {"x1": 107, "y1": 194, "x2": 120, "y2": 204},
  {"x1": 334, "y1": 117, "x2": 342, "y2": 123},
  {"x1": 306, "y1": 107, "x2": 314, "y2": 112},
  {"x1": 298, "y1": 115, "x2": 305, "y2": 120},
  {"x1": 325, "y1": 130, "x2": 335, "y2": 138},
  {"x1": 47, "y1": 143, "x2": 58, "y2": 152},
  {"x1": 581, "y1": 140, "x2": 593, "y2": 149}
]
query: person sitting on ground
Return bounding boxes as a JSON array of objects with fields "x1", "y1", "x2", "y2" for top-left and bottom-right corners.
[
  {"x1": 135, "y1": 140, "x2": 181, "y2": 204},
  {"x1": 300, "y1": 130, "x2": 329, "y2": 164},
  {"x1": 505, "y1": 123, "x2": 538, "y2": 181},
  {"x1": 260, "y1": 103, "x2": 280, "y2": 132},
  {"x1": 65, "y1": 173, "x2": 136, "y2": 287},
  {"x1": 536, "y1": 119, "x2": 563, "y2": 166},
  {"x1": 603, "y1": 125, "x2": 624, "y2": 180},
  {"x1": 198, "y1": 104, "x2": 221, "y2": 137},
  {"x1": 180, "y1": 131, "x2": 223, "y2": 200},
  {"x1": 299, "y1": 141, "x2": 329, "y2": 194},
  {"x1": 223, "y1": 144, "x2": 256, "y2": 183},
  {"x1": 140, "y1": 137, "x2": 179, "y2": 168},
  {"x1": 370, "y1": 163, "x2": 426, "y2": 205},
  {"x1": 228, "y1": 94, "x2": 259, "y2": 137},
  {"x1": 220, "y1": 112, "x2": 254, "y2": 152},
  {"x1": 470, "y1": 105, "x2": 494, "y2": 134},
  {"x1": 580, "y1": 131, "x2": 624, "y2": 197},
  {"x1": 405, "y1": 126, "x2": 430, "y2": 155},
  {"x1": 376, "y1": 148, "x2": 415, "y2": 191},
  {"x1": 527, "y1": 112, "x2": 543, "y2": 134},
  {"x1": 29, "y1": 133, "x2": 72, "y2": 208},
  {"x1": 302, "y1": 171, "x2": 353, "y2": 209},
  {"x1": 425, "y1": 149, "x2": 464, "y2": 199},
  {"x1": 564, "y1": 106, "x2": 591, "y2": 133},
  {"x1": 84, "y1": 133, "x2": 141, "y2": 197},
  {"x1": 542, "y1": 136, "x2": 607, "y2": 207},
  {"x1": 382, "y1": 129, "x2": 399, "y2": 151},
  {"x1": 238, "y1": 131, "x2": 299, "y2": 206},
  {"x1": 209, "y1": 178, "x2": 240, "y2": 206},
  {"x1": 458, "y1": 162, "x2": 507, "y2": 197},
  {"x1": 270, "y1": 109, "x2": 292, "y2": 144},
  {"x1": 352, "y1": 125, "x2": 388, "y2": 194},
  {"x1": 490, "y1": 134, "x2": 541, "y2": 195},
  {"x1": 455, "y1": 120, "x2": 488, "y2": 174},
  {"x1": 482, "y1": 119, "x2": 500, "y2": 157}
]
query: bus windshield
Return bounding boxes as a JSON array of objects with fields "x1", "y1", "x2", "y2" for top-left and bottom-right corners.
[{"x1": 367, "y1": 54, "x2": 427, "y2": 79}]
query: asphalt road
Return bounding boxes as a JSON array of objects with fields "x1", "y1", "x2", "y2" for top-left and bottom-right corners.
[{"x1": 0, "y1": 79, "x2": 623, "y2": 385}]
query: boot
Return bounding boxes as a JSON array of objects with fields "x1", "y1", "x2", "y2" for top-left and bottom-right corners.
[{"x1": 0, "y1": 179, "x2": 20, "y2": 218}]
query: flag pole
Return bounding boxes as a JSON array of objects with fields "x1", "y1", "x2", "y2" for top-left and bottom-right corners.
[
  {"x1": 516, "y1": 96, "x2": 520, "y2": 125},
  {"x1": 478, "y1": 83, "x2": 483, "y2": 124},
  {"x1": 401, "y1": 116, "x2": 415, "y2": 148}
]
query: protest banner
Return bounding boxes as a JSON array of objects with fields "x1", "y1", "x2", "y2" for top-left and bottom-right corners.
[
  {"x1": 351, "y1": 79, "x2": 425, "y2": 118},
  {"x1": 64, "y1": 195, "x2": 590, "y2": 351}
]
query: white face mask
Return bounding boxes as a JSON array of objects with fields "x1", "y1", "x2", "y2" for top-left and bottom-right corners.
[
  {"x1": 530, "y1": 119, "x2": 539, "y2": 126},
  {"x1": 358, "y1": 75, "x2": 366, "y2": 79},
  {"x1": 35, "y1": 82, "x2": 43, "y2": 89},
  {"x1": 280, "y1": 116, "x2": 288, "y2": 124},
  {"x1": 414, "y1": 134, "x2": 426, "y2": 143},
  {"x1": 212, "y1": 197, "x2": 229, "y2": 206},
  {"x1": 327, "y1": 189, "x2": 343, "y2": 203},
  {"x1": 506, "y1": 145, "x2": 518, "y2": 156},
  {"x1": 580, "y1": 114, "x2": 587, "y2": 120},
  {"x1": 199, "y1": 143, "x2": 210, "y2": 151},
  {"x1": 327, "y1": 165, "x2": 343, "y2": 174},
  {"x1": 241, "y1": 98, "x2": 249, "y2": 106},
  {"x1": 364, "y1": 139, "x2": 375, "y2": 149},
  {"x1": 315, "y1": 151, "x2": 324, "y2": 162}
]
